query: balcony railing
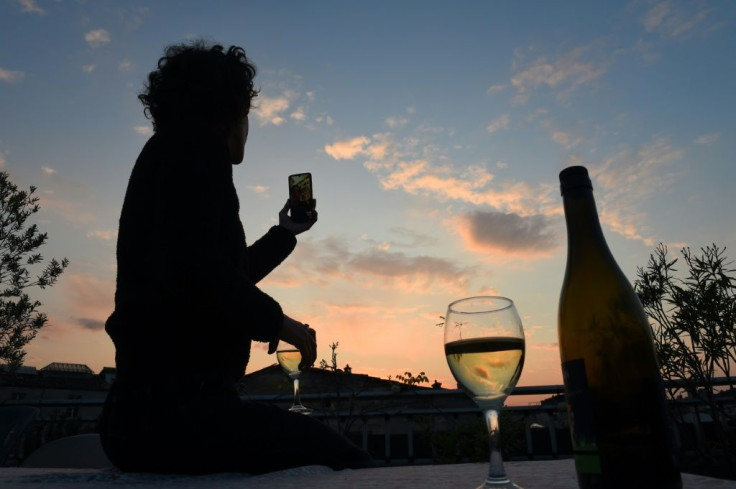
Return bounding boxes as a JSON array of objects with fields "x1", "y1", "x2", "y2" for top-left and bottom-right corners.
[{"x1": 2, "y1": 378, "x2": 735, "y2": 466}]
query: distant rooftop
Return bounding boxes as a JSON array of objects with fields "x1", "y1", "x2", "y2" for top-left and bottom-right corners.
[
  {"x1": 40, "y1": 363, "x2": 95, "y2": 376},
  {"x1": 1, "y1": 363, "x2": 110, "y2": 391}
]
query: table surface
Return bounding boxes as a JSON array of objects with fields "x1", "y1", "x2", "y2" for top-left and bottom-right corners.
[{"x1": 0, "y1": 459, "x2": 733, "y2": 489}]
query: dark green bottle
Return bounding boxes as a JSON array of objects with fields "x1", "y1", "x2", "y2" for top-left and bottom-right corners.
[{"x1": 558, "y1": 166, "x2": 681, "y2": 489}]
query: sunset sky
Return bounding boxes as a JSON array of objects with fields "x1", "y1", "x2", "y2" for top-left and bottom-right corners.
[{"x1": 1, "y1": 0, "x2": 734, "y2": 399}]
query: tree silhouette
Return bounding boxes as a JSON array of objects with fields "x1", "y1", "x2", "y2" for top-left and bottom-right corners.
[
  {"x1": 394, "y1": 371, "x2": 429, "y2": 386},
  {"x1": 0, "y1": 171, "x2": 68, "y2": 372},
  {"x1": 635, "y1": 243, "x2": 735, "y2": 469}
]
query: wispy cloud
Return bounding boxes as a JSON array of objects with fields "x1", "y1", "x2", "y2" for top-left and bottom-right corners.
[
  {"x1": 38, "y1": 167, "x2": 97, "y2": 224},
  {"x1": 133, "y1": 125, "x2": 153, "y2": 136},
  {"x1": 486, "y1": 114, "x2": 510, "y2": 134},
  {"x1": 87, "y1": 230, "x2": 117, "y2": 241},
  {"x1": 264, "y1": 236, "x2": 475, "y2": 295},
  {"x1": 593, "y1": 136, "x2": 684, "y2": 245},
  {"x1": 487, "y1": 83, "x2": 507, "y2": 95},
  {"x1": 118, "y1": 59, "x2": 133, "y2": 72},
  {"x1": 290, "y1": 107, "x2": 307, "y2": 121},
  {"x1": 384, "y1": 227, "x2": 438, "y2": 249},
  {"x1": 511, "y1": 42, "x2": 608, "y2": 104},
  {"x1": 248, "y1": 185, "x2": 269, "y2": 194},
  {"x1": 642, "y1": 0, "x2": 712, "y2": 39},
  {"x1": 386, "y1": 116, "x2": 408, "y2": 129},
  {"x1": 85, "y1": 29, "x2": 111, "y2": 48},
  {"x1": 82, "y1": 64, "x2": 96, "y2": 73},
  {"x1": 117, "y1": 6, "x2": 150, "y2": 31},
  {"x1": 349, "y1": 250, "x2": 472, "y2": 292},
  {"x1": 0, "y1": 67, "x2": 25, "y2": 84},
  {"x1": 595, "y1": 136, "x2": 683, "y2": 201},
  {"x1": 19, "y1": 0, "x2": 44, "y2": 15},
  {"x1": 39, "y1": 195, "x2": 97, "y2": 224},
  {"x1": 550, "y1": 130, "x2": 583, "y2": 149},
  {"x1": 63, "y1": 273, "x2": 114, "y2": 332},
  {"x1": 314, "y1": 115, "x2": 334, "y2": 126},
  {"x1": 694, "y1": 132, "x2": 719, "y2": 145},
  {"x1": 541, "y1": 120, "x2": 585, "y2": 150}
]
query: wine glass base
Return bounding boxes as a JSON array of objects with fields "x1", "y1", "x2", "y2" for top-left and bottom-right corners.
[
  {"x1": 288, "y1": 404, "x2": 312, "y2": 415},
  {"x1": 477, "y1": 477, "x2": 522, "y2": 489}
]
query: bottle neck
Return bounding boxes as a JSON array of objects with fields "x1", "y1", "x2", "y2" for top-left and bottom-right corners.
[{"x1": 562, "y1": 187, "x2": 613, "y2": 261}]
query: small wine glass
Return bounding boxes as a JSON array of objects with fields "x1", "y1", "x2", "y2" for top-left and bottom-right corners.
[
  {"x1": 444, "y1": 296, "x2": 525, "y2": 489},
  {"x1": 276, "y1": 347, "x2": 312, "y2": 414}
]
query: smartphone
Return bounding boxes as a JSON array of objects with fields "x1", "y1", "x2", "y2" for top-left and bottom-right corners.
[{"x1": 288, "y1": 172, "x2": 315, "y2": 223}]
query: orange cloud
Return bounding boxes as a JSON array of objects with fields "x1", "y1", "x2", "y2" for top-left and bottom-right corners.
[
  {"x1": 324, "y1": 136, "x2": 371, "y2": 160},
  {"x1": 252, "y1": 95, "x2": 290, "y2": 126},
  {"x1": 327, "y1": 129, "x2": 558, "y2": 220},
  {"x1": 370, "y1": 157, "x2": 556, "y2": 217}
]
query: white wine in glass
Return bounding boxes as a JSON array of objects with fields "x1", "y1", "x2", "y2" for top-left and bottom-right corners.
[
  {"x1": 277, "y1": 349, "x2": 312, "y2": 414},
  {"x1": 444, "y1": 296, "x2": 525, "y2": 489}
]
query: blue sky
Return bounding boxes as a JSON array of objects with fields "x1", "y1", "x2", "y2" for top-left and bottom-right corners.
[{"x1": 1, "y1": 0, "x2": 734, "y2": 393}]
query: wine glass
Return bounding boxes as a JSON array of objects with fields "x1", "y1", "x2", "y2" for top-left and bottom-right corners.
[
  {"x1": 444, "y1": 296, "x2": 525, "y2": 489},
  {"x1": 276, "y1": 347, "x2": 312, "y2": 414}
]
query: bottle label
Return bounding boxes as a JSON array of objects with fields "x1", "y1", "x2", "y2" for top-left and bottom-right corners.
[{"x1": 562, "y1": 358, "x2": 601, "y2": 475}]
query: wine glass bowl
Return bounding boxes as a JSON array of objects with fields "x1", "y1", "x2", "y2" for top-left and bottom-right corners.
[
  {"x1": 444, "y1": 296, "x2": 525, "y2": 489},
  {"x1": 276, "y1": 348, "x2": 312, "y2": 414}
]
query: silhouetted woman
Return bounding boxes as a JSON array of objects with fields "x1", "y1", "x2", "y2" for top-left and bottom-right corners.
[{"x1": 99, "y1": 40, "x2": 371, "y2": 474}]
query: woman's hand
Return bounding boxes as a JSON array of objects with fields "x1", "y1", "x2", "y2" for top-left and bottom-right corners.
[
  {"x1": 269, "y1": 314, "x2": 317, "y2": 370},
  {"x1": 278, "y1": 199, "x2": 317, "y2": 236}
]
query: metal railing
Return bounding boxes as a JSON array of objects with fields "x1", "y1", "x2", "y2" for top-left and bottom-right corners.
[
  {"x1": 3, "y1": 378, "x2": 734, "y2": 466},
  {"x1": 266, "y1": 385, "x2": 568, "y2": 464}
]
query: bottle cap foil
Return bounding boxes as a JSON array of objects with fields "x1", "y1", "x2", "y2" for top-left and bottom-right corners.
[{"x1": 559, "y1": 166, "x2": 593, "y2": 195}]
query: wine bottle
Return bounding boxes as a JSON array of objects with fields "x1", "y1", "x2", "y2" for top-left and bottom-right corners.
[{"x1": 557, "y1": 166, "x2": 681, "y2": 489}]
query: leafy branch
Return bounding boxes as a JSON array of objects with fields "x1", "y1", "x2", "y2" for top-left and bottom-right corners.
[{"x1": 0, "y1": 172, "x2": 68, "y2": 372}]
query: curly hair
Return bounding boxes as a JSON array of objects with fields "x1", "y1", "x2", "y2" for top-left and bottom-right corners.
[{"x1": 139, "y1": 40, "x2": 259, "y2": 132}]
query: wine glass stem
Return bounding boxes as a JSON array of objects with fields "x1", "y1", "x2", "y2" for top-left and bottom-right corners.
[
  {"x1": 292, "y1": 375, "x2": 302, "y2": 406},
  {"x1": 484, "y1": 407, "x2": 508, "y2": 480}
]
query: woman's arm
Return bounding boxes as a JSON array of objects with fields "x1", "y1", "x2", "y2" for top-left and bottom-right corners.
[{"x1": 246, "y1": 200, "x2": 317, "y2": 283}]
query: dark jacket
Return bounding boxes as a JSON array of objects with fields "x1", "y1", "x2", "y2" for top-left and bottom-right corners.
[{"x1": 105, "y1": 119, "x2": 296, "y2": 382}]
